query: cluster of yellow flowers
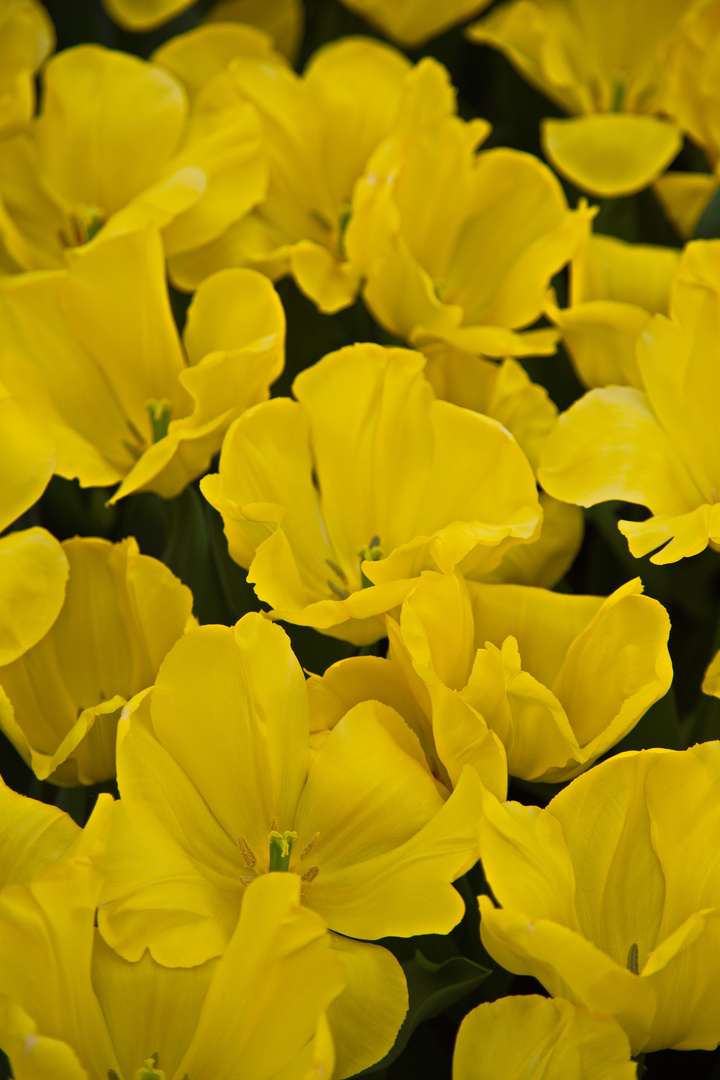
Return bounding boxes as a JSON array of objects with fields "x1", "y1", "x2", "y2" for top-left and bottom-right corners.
[{"x1": 3, "y1": 0, "x2": 720, "y2": 1077}]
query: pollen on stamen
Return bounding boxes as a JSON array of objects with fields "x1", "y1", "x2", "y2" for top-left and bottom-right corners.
[
  {"x1": 300, "y1": 832, "x2": 320, "y2": 860},
  {"x1": 238, "y1": 835, "x2": 256, "y2": 868},
  {"x1": 302, "y1": 865, "x2": 320, "y2": 883}
]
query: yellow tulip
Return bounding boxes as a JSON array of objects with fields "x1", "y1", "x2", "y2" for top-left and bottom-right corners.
[
  {"x1": 159, "y1": 33, "x2": 450, "y2": 312},
  {"x1": 0, "y1": 227, "x2": 284, "y2": 501},
  {"x1": 547, "y1": 232, "x2": 680, "y2": 389},
  {"x1": 478, "y1": 742, "x2": 720, "y2": 1053},
  {"x1": 386, "y1": 571, "x2": 671, "y2": 784},
  {"x1": 0, "y1": 803, "x2": 343, "y2": 1080},
  {"x1": 346, "y1": 79, "x2": 592, "y2": 357},
  {"x1": 540, "y1": 240, "x2": 720, "y2": 563},
  {"x1": 336, "y1": 0, "x2": 492, "y2": 47},
  {"x1": 0, "y1": 43, "x2": 267, "y2": 274},
  {"x1": 453, "y1": 996, "x2": 636, "y2": 1080},
  {"x1": 0, "y1": 0, "x2": 53, "y2": 138},
  {"x1": 655, "y1": 0, "x2": 720, "y2": 237},
  {"x1": 423, "y1": 343, "x2": 583, "y2": 587},
  {"x1": 468, "y1": 0, "x2": 689, "y2": 197},
  {"x1": 202, "y1": 343, "x2": 541, "y2": 644},
  {"x1": 97, "y1": 614, "x2": 484, "y2": 1073},
  {"x1": 0, "y1": 536, "x2": 194, "y2": 785},
  {"x1": 203, "y1": 0, "x2": 304, "y2": 63},
  {"x1": 0, "y1": 383, "x2": 54, "y2": 533}
]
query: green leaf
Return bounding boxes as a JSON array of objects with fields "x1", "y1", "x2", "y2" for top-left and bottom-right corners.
[
  {"x1": 694, "y1": 184, "x2": 720, "y2": 240},
  {"x1": 362, "y1": 952, "x2": 490, "y2": 1074}
]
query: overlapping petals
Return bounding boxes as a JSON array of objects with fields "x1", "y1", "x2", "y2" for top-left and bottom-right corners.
[
  {"x1": 0, "y1": 536, "x2": 194, "y2": 785},
  {"x1": 202, "y1": 343, "x2": 541, "y2": 643},
  {"x1": 346, "y1": 78, "x2": 591, "y2": 356},
  {"x1": 0, "y1": 0, "x2": 53, "y2": 139},
  {"x1": 478, "y1": 742, "x2": 720, "y2": 1053},
  {"x1": 0, "y1": 227, "x2": 285, "y2": 500},
  {"x1": 0, "y1": 43, "x2": 266, "y2": 273},
  {"x1": 547, "y1": 232, "x2": 680, "y2": 389},
  {"x1": 540, "y1": 241, "x2": 720, "y2": 562},
  {"x1": 0, "y1": 799, "x2": 343, "y2": 1080},
  {"x1": 467, "y1": 0, "x2": 690, "y2": 197},
  {"x1": 453, "y1": 995, "x2": 636, "y2": 1079},
  {"x1": 387, "y1": 572, "x2": 671, "y2": 784}
]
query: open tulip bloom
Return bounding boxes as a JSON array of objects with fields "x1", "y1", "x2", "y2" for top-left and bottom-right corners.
[
  {"x1": 0, "y1": 797, "x2": 344, "y2": 1080},
  {"x1": 202, "y1": 343, "x2": 542, "y2": 644},
  {"x1": 478, "y1": 742, "x2": 720, "y2": 1054}
]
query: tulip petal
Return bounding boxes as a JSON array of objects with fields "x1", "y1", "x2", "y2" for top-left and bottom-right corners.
[{"x1": 327, "y1": 936, "x2": 408, "y2": 1079}]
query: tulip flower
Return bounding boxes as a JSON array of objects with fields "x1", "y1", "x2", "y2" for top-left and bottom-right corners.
[
  {"x1": 345, "y1": 78, "x2": 592, "y2": 357},
  {"x1": 0, "y1": 816, "x2": 343, "y2": 1080},
  {"x1": 0, "y1": 382, "x2": 54, "y2": 533},
  {"x1": 0, "y1": 226, "x2": 285, "y2": 501},
  {"x1": 97, "y1": 613, "x2": 483, "y2": 1074},
  {"x1": 0, "y1": 535, "x2": 194, "y2": 785},
  {"x1": 0, "y1": 772, "x2": 82, "y2": 888},
  {"x1": 0, "y1": 0, "x2": 53, "y2": 138},
  {"x1": 0, "y1": 527, "x2": 67, "y2": 669},
  {"x1": 336, "y1": 0, "x2": 492, "y2": 48},
  {"x1": 0, "y1": 43, "x2": 266, "y2": 274},
  {"x1": 453, "y1": 995, "x2": 636, "y2": 1080},
  {"x1": 467, "y1": 0, "x2": 688, "y2": 197},
  {"x1": 655, "y1": 0, "x2": 720, "y2": 237},
  {"x1": 422, "y1": 344, "x2": 583, "y2": 587},
  {"x1": 159, "y1": 34, "x2": 453, "y2": 311},
  {"x1": 478, "y1": 742, "x2": 720, "y2": 1053},
  {"x1": 547, "y1": 232, "x2": 680, "y2": 389},
  {"x1": 202, "y1": 343, "x2": 541, "y2": 644},
  {"x1": 539, "y1": 240, "x2": 720, "y2": 563},
  {"x1": 388, "y1": 571, "x2": 671, "y2": 784}
]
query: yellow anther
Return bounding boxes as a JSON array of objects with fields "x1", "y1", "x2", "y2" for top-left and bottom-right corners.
[
  {"x1": 300, "y1": 832, "x2": 320, "y2": 860},
  {"x1": 238, "y1": 836, "x2": 256, "y2": 868},
  {"x1": 301, "y1": 865, "x2": 320, "y2": 883},
  {"x1": 627, "y1": 942, "x2": 639, "y2": 974}
]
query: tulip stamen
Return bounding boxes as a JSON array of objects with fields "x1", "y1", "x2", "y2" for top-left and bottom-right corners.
[
  {"x1": 326, "y1": 559, "x2": 348, "y2": 583},
  {"x1": 627, "y1": 942, "x2": 639, "y2": 974},
  {"x1": 300, "y1": 832, "x2": 320, "y2": 860},
  {"x1": 328, "y1": 579, "x2": 350, "y2": 600},
  {"x1": 136, "y1": 1053, "x2": 164, "y2": 1080},
  {"x1": 302, "y1": 865, "x2": 320, "y2": 883},
  {"x1": 237, "y1": 835, "x2": 257, "y2": 868}
]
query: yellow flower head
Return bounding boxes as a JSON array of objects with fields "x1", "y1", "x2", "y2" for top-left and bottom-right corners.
[
  {"x1": 0, "y1": 804, "x2": 343, "y2": 1080},
  {"x1": 336, "y1": 0, "x2": 492, "y2": 48},
  {"x1": 478, "y1": 742, "x2": 720, "y2": 1054},
  {"x1": 0, "y1": 226, "x2": 285, "y2": 501},
  {"x1": 0, "y1": 535, "x2": 194, "y2": 785},
  {"x1": 0, "y1": 0, "x2": 53, "y2": 138},
  {"x1": 547, "y1": 232, "x2": 680, "y2": 389},
  {"x1": 95, "y1": 613, "x2": 487, "y2": 1073},
  {"x1": 202, "y1": 343, "x2": 541, "y2": 644},
  {"x1": 0, "y1": 42, "x2": 267, "y2": 274},
  {"x1": 157, "y1": 34, "x2": 456, "y2": 312},
  {"x1": 540, "y1": 239, "x2": 720, "y2": 563},
  {"x1": 467, "y1": 0, "x2": 690, "y2": 196},
  {"x1": 655, "y1": 0, "x2": 720, "y2": 237},
  {"x1": 345, "y1": 67, "x2": 592, "y2": 357},
  {"x1": 453, "y1": 995, "x2": 636, "y2": 1080},
  {"x1": 387, "y1": 571, "x2": 671, "y2": 785}
]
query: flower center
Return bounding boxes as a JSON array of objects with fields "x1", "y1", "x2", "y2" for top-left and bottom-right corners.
[{"x1": 65, "y1": 203, "x2": 107, "y2": 246}]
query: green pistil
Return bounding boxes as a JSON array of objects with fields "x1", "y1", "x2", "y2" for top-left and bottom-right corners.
[
  {"x1": 134, "y1": 1054, "x2": 165, "y2": 1080},
  {"x1": 358, "y1": 535, "x2": 383, "y2": 589},
  {"x1": 145, "y1": 398, "x2": 173, "y2": 443},
  {"x1": 268, "y1": 829, "x2": 297, "y2": 872},
  {"x1": 612, "y1": 78, "x2": 625, "y2": 113}
]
